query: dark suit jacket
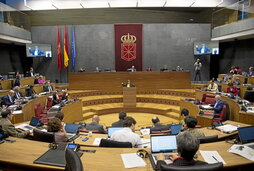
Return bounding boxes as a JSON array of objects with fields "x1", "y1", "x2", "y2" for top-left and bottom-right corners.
[
  {"x1": 14, "y1": 92, "x2": 23, "y2": 99},
  {"x1": 211, "y1": 100, "x2": 224, "y2": 114},
  {"x1": 157, "y1": 158, "x2": 207, "y2": 168},
  {"x1": 26, "y1": 88, "x2": 36, "y2": 97},
  {"x1": 2, "y1": 95, "x2": 15, "y2": 106},
  {"x1": 43, "y1": 85, "x2": 54, "y2": 92},
  {"x1": 85, "y1": 122, "x2": 106, "y2": 134},
  {"x1": 150, "y1": 123, "x2": 170, "y2": 132},
  {"x1": 122, "y1": 83, "x2": 135, "y2": 87},
  {"x1": 111, "y1": 120, "x2": 124, "y2": 127}
]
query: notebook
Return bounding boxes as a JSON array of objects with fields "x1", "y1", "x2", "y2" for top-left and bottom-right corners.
[
  {"x1": 170, "y1": 124, "x2": 182, "y2": 135},
  {"x1": 107, "y1": 127, "x2": 124, "y2": 138},
  {"x1": 148, "y1": 135, "x2": 177, "y2": 170},
  {"x1": 238, "y1": 126, "x2": 254, "y2": 149}
]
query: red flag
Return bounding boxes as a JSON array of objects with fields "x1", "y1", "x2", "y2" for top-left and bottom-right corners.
[
  {"x1": 63, "y1": 26, "x2": 69, "y2": 69},
  {"x1": 57, "y1": 26, "x2": 62, "y2": 71}
]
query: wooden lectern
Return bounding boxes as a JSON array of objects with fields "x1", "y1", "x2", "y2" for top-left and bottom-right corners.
[{"x1": 123, "y1": 87, "x2": 136, "y2": 107}]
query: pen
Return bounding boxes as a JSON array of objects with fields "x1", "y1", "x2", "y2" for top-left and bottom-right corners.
[{"x1": 212, "y1": 156, "x2": 219, "y2": 162}]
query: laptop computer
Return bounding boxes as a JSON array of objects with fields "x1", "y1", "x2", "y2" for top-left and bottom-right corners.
[
  {"x1": 29, "y1": 117, "x2": 40, "y2": 126},
  {"x1": 65, "y1": 124, "x2": 81, "y2": 142},
  {"x1": 107, "y1": 127, "x2": 124, "y2": 138},
  {"x1": 170, "y1": 124, "x2": 182, "y2": 135},
  {"x1": 148, "y1": 135, "x2": 177, "y2": 170},
  {"x1": 238, "y1": 126, "x2": 254, "y2": 149},
  {"x1": 15, "y1": 117, "x2": 40, "y2": 132}
]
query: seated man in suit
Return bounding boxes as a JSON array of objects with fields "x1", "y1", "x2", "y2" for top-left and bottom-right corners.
[
  {"x1": 13, "y1": 86, "x2": 23, "y2": 99},
  {"x1": 26, "y1": 85, "x2": 37, "y2": 97},
  {"x1": 122, "y1": 80, "x2": 135, "y2": 87},
  {"x1": 111, "y1": 116, "x2": 142, "y2": 148},
  {"x1": 210, "y1": 95, "x2": 224, "y2": 118},
  {"x1": 157, "y1": 131, "x2": 207, "y2": 168},
  {"x1": 85, "y1": 115, "x2": 107, "y2": 134},
  {"x1": 184, "y1": 116, "x2": 205, "y2": 138},
  {"x1": 160, "y1": 65, "x2": 169, "y2": 72},
  {"x1": 206, "y1": 80, "x2": 218, "y2": 92},
  {"x1": 127, "y1": 65, "x2": 136, "y2": 72},
  {"x1": 0, "y1": 109, "x2": 29, "y2": 138},
  {"x1": 2, "y1": 90, "x2": 15, "y2": 107},
  {"x1": 150, "y1": 116, "x2": 169, "y2": 133},
  {"x1": 247, "y1": 66, "x2": 254, "y2": 76},
  {"x1": 43, "y1": 81, "x2": 54, "y2": 92},
  {"x1": 26, "y1": 67, "x2": 35, "y2": 77},
  {"x1": 111, "y1": 112, "x2": 127, "y2": 127},
  {"x1": 94, "y1": 67, "x2": 101, "y2": 72}
]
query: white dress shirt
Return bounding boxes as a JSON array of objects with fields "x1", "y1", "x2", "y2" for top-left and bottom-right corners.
[{"x1": 111, "y1": 127, "x2": 142, "y2": 148}]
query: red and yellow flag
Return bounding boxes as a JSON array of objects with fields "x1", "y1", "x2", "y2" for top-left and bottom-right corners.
[
  {"x1": 57, "y1": 26, "x2": 62, "y2": 71},
  {"x1": 63, "y1": 26, "x2": 69, "y2": 69}
]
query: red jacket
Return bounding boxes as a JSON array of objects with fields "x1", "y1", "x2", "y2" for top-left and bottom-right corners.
[{"x1": 226, "y1": 86, "x2": 239, "y2": 96}]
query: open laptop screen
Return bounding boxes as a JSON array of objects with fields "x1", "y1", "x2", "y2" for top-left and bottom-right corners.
[
  {"x1": 29, "y1": 117, "x2": 40, "y2": 126},
  {"x1": 108, "y1": 127, "x2": 123, "y2": 138},
  {"x1": 151, "y1": 135, "x2": 177, "y2": 153},
  {"x1": 171, "y1": 124, "x2": 182, "y2": 135},
  {"x1": 65, "y1": 124, "x2": 80, "y2": 134},
  {"x1": 238, "y1": 126, "x2": 254, "y2": 143}
]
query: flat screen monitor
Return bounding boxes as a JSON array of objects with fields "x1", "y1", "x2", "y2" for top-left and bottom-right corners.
[
  {"x1": 26, "y1": 43, "x2": 52, "y2": 57},
  {"x1": 194, "y1": 41, "x2": 219, "y2": 55}
]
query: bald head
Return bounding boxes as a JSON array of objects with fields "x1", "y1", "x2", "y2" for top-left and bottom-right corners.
[
  {"x1": 9, "y1": 90, "x2": 15, "y2": 96},
  {"x1": 92, "y1": 115, "x2": 100, "y2": 123},
  {"x1": 215, "y1": 95, "x2": 221, "y2": 101}
]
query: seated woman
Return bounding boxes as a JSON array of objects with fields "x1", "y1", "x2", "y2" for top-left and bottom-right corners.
[
  {"x1": 157, "y1": 131, "x2": 207, "y2": 167},
  {"x1": 207, "y1": 80, "x2": 218, "y2": 92},
  {"x1": 226, "y1": 82, "x2": 239, "y2": 96},
  {"x1": 184, "y1": 116, "x2": 205, "y2": 138},
  {"x1": 37, "y1": 75, "x2": 45, "y2": 84},
  {"x1": 47, "y1": 117, "x2": 67, "y2": 142}
]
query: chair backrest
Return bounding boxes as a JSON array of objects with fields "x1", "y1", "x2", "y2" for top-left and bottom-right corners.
[
  {"x1": 202, "y1": 94, "x2": 216, "y2": 104},
  {"x1": 160, "y1": 162, "x2": 223, "y2": 171},
  {"x1": 214, "y1": 105, "x2": 227, "y2": 122},
  {"x1": 99, "y1": 139, "x2": 132, "y2": 148},
  {"x1": 65, "y1": 148, "x2": 83, "y2": 171},
  {"x1": 198, "y1": 135, "x2": 218, "y2": 144},
  {"x1": 33, "y1": 128, "x2": 55, "y2": 143},
  {"x1": 34, "y1": 103, "x2": 43, "y2": 118},
  {"x1": 46, "y1": 97, "x2": 53, "y2": 109},
  {"x1": 151, "y1": 129, "x2": 171, "y2": 134}
]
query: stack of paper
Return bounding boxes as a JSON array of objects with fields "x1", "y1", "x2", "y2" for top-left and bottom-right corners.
[
  {"x1": 93, "y1": 138, "x2": 102, "y2": 145},
  {"x1": 141, "y1": 138, "x2": 150, "y2": 148},
  {"x1": 200, "y1": 151, "x2": 226, "y2": 164},
  {"x1": 216, "y1": 124, "x2": 238, "y2": 133},
  {"x1": 140, "y1": 128, "x2": 150, "y2": 135},
  {"x1": 228, "y1": 144, "x2": 254, "y2": 161},
  {"x1": 121, "y1": 153, "x2": 146, "y2": 168}
]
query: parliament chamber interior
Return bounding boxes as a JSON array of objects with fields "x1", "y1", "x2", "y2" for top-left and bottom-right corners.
[{"x1": 0, "y1": 0, "x2": 254, "y2": 171}]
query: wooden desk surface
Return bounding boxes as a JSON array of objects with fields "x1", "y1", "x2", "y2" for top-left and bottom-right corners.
[{"x1": 1, "y1": 137, "x2": 253, "y2": 170}]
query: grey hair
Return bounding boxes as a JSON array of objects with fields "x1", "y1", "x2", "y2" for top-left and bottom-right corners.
[{"x1": 176, "y1": 131, "x2": 200, "y2": 160}]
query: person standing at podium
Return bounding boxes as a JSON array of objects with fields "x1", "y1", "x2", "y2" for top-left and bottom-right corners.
[{"x1": 122, "y1": 80, "x2": 135, "y2": 87}]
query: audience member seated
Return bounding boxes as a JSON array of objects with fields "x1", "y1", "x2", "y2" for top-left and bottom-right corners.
[
  {"x1": 156, "y1": 131, "x2": 207, "y2": 168},
  {"x1": 55, "y1": 112, "x2": 65, "y2": 126},
  {"x1": 94, "y1": 67, "x2": 101, "y2": 72},
  {"x1": 111, "y1": 112, "x2": 127, "y2": 127},
  {"x1": 52, "y1": 93, "x2": 61, "y2": 106},
  {"x1": 223, "y1": 74, "x2": 232, "y2": 83},
  {"x1": 43, "y1": 81, "x2": 54, "y2": 92},
  {"x1": 111, "y1": 116, "x2": 142, "y2": 148},
  {"x1": 13, "y1": 86, "x2": 23, "y2": 99},
  {"x1": 206, "y1": 80, "x2": 218, "y2": 92},
  {"x1": 2, "y1": 90, "x2": 15, "y2": 106},
  {"x1": 247, "y1": 66, "x2": 254, "y2": 76},
  {"x1": 26, "y1": 67, "x2": 35, "y2": 77},
  {"x1": 61, "y1": 91, "x2": 68, "y2": 101},
  {"x1": 37, "y1": 75, "x2": 45, "y2": 84},
  {"x1": 127, "y1": 65, "x2": 136, "y2": 72},
  {"x1": 85, "y1": 115, "x2": 107, "y2": 134},
  {"x1": 244, "y1": 87, "x2": 254, "y2": 103},
  {"x1": 47, "y1": 117, "x2": 68, "y2": 142},
  {"x1": 233, "y1": 77, "x2": 241, "y2": 85},
  {"x1": 210, "y1": 95, "x2": 224, "y2": 116},
  {"x1": 160, "y1": 65, "x2": 169, "y2": 72},
  {"x1": 235, "y1": 66, "x2": 243, "y2": 75},
  {"x1": 26, "y1": 85, "x2": 37, "y2": 97},
  {"x1": 176, "y1": 66, "x2": 183, "y2": 71},
  {"x1": 184, "y1": 116, "x2": 205, "y2": 138},
  {"x1": 226, "y1": 83, "x2": 239, "y2": 96},
  {"x1": 146, "y1": 66, "x2": 152, "y2": 72},
  {"x1": 78, "y1": 67, "x2": 85, "y2": 72},
  {"x1": 13, "y1": 73, "x2": 20, "y2": 87},
  {"x1": 122, "y1": 80, "x2": 135, "y2": 87},
  {"x1": 150, "y1": 116, "x2": 169, "y2": 133},
  {"x1": 229, "y1": 65, "x2": 237, "y2": 74},
  {"x1": 0, "y1": 109, "x2": 29, "y2": 138},
  {"x1": 180, "y1": 108, "x2": 189, "y2": 125}
]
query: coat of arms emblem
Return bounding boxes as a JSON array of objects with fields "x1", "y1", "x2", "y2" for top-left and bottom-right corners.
[{"x1": 121, "y1": 33, "x2": 136, "y2": 61}]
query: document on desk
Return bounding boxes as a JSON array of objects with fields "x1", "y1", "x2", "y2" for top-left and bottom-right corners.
[
  {"x1": 93, "y1": 138, "x2": 102, "y2": 145},
  {"x1": 141, "y1": 138, "x2": 150, "y2": 148},
  {"x1": 12, "y1": 110, "x2": 22, "y2": 114},
  {"x1": 200, "y1": 151, "x2": 226, "y2": 164},
  {"x1": 228, "y1": 144, "x2": 254, "y2": 161},
  {"x1": 216, "y1": 124, "x2": 238, "y2": 133},
  {"x1": 140, "y1": 128, "x2": 150, "y2": 135},
  {"x1": 121, "y1": 153, "x2": 146, "y2": 168},
  {"x1": 201, "y1": 105, "x2": 212, "y2": 109}
]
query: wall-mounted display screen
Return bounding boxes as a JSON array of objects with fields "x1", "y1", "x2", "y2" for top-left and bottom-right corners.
[{"x1": 26, "y1": 43, "x2": 52, "y2": 57}]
